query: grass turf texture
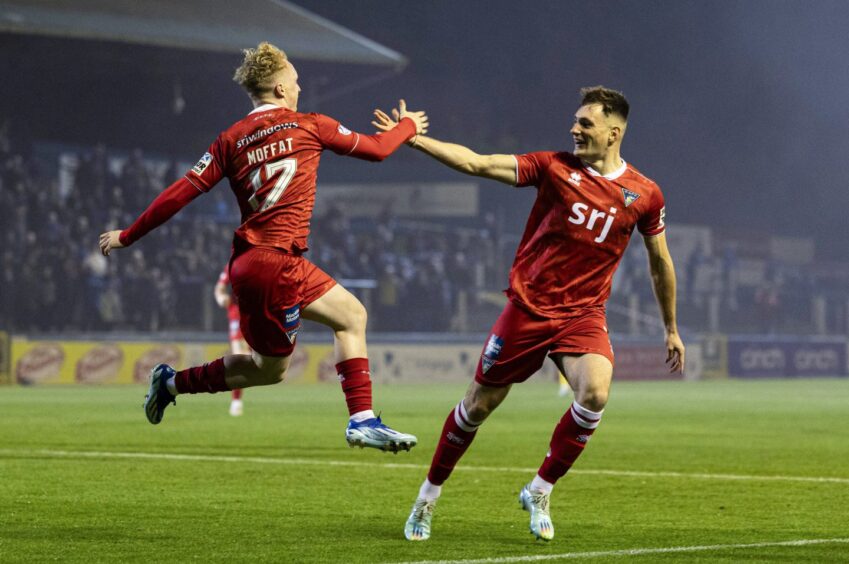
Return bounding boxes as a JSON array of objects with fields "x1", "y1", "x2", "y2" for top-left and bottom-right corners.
[{"x1": 1, "y1": 379, "x2": 847, "y2": 563}]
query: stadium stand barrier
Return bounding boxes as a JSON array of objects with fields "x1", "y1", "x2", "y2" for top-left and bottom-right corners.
[
  {"x1": 10, "y1": 335, "x2": 334, "y2": 386},
  {"x1": 725, "y1": 334, "x2": 849, "y2": 379},
  {"x1": 13, "y1": 332, "x2": 848, "y2": 384},
  {"x1": 9, "y1": 332, "x2": 705, "y2": 385}
]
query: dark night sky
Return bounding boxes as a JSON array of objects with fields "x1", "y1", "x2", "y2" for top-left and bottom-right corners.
[
  {"x1": 294, "y1": 0, "x2": 849, "y2": 258},
  {"x1": 2, "y1": 1, "x2": 846, "y2": 257}
]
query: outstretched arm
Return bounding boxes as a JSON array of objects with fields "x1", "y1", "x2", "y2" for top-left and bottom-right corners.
[
  {"x1": 323, "y1": 99, "x2": 429, "y2": 162},
  {"x1": 372, "y1": 109, "x2": 516, "y2": 185},
  {"x1": 99, "y1": 176, "x2": 203, "y2": 256},
  {"x1": 643, "y1": 232, "x2": 685, "y2": 373}
]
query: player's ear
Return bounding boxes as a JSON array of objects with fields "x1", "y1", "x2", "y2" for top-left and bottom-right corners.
[
  {"x1": 274, "y1": 82, "x2": 286, "y2": 100},
  {"x1": 608, "y1": 125, "x2": 621, "y2": 146}
]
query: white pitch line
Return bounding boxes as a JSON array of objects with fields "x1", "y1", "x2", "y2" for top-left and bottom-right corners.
[
  {"x1": 1, "y1": 448, "x2": 849, "y2": 485},
  {"x1": 387, "y1": 537, "x2": 849, "y2": 564}
]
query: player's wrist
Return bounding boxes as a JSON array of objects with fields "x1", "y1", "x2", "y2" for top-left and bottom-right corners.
[
  {"x1": 398, "y1": 116, "x2": 417, "y2": 134},
  {"x1": 118, "y1": 230, "x2": 132, "y2": 247}
]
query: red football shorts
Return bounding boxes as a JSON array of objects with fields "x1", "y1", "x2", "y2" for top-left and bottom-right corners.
[
  {"x1": 475, "y1": 300, "x2": 614, "y2": 387},
  {"x1": 229, "y1": 247, "x2": 336, "y2": 357}
]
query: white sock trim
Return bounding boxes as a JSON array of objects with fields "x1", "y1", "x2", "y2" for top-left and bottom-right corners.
[
  {"x1": 571, "y1": 401, "x2": 603, "y2": 430},
  {"x1": 418, "y1": 478, "x2": 442, "y2": 502},
  {"x1": 165, "y1": 377, "x2": 178, "y2": 396},
  {"x1": 458, "y1": 401, "x2": 484, "y2": 427},
  {"x1": 453, "y1": 402, "x2": 480, "y2": 432},
  {"x1": 350, "y1": 410, "x2": 376, "y2": 423},
  {"x1": 530, "y1": 474, "x2": 554, "y2": 495}
]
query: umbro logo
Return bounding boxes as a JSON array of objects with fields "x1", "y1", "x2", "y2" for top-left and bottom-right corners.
[
  {"x1": 568, "y1": 172, "x2": 582, "y2": 186},
  {"x1": 447, "y1": 432, "x2": 465, "y2": 445}
]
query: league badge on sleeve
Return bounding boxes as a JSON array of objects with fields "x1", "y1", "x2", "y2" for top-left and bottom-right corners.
[
  {"x1": 192, "y1": 152, "x2": 213, "y2": 175},
  {"x1": 481, "y1": 334, "x2": 504, "y2": 374},
  {"x1": 337, "y1": 124, "x2": 352, "y2": 135},
  {"x1": 621, "y1": 187, "x2": 640, "y2": 207}
]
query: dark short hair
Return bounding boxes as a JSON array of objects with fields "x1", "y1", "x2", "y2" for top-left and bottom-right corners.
[{"x1": 580, "y1": 86, "x2": 629, "y2": 121}]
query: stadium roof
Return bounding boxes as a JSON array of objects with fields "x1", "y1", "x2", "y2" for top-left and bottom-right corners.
[{"x1": 0, "y1": 0, "x2": 407, "y2": 67}]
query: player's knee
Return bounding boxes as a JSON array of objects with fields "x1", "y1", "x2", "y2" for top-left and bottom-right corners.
[
  {"x1": 258, "y1": 365, "x2": 286, "y2": 385},
  {"x1": 253, "y1": 356, "x2": 287, "y2": 385},
  {"x1": 344, "y1": 299, "x2": 368, "y2": 332}
]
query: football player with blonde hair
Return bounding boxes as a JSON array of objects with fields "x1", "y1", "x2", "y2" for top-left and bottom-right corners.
[{"x1": 101, "y1": 42, "x2": 428, "y2": 454}]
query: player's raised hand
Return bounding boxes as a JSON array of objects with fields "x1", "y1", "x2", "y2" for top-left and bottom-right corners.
[
  {"x1": 99, "y1": 229, "x2": 125, "y2": 256},
  {"x1": 665, "y1": 332, "x2": 685, "y2": 374},
  {"x1": 396, "y1": 99, "x2": 429, "y2": 136},
  {"x1": 397, "y1": 99, "x2": 428, "y2": 134},
  {"x1": 371, "y1": 108, "x2": 397, "y2": 132},
  {"x1": 372, "y1": 100, "x2": 428, "y2": 145}
]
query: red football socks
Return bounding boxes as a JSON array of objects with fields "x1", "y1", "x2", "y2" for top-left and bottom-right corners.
[
  {"x1": 336, "y1": 358, "x2": 373, "y2": 416},
  {"x1": 174, "y1": 358, "x2": 229, "y2": 394},
  {"x1": 537, "y1": 401, "x2": 603, "y2": 484},
  {"x1": 427, "y1": 401, "x2": 481, "y2": 486},
  {"x1": 231, "y1": 388, "x2": 243, "y2": 400}
]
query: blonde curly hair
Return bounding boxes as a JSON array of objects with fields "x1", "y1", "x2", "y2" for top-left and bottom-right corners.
[{"x1": 233, "y1": 42, "x2": 289, "y2": 99}]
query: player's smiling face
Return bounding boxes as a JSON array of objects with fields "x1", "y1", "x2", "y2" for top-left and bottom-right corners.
[{"x1": 570, "y1": 104, "x2": 612, "y2": 160}]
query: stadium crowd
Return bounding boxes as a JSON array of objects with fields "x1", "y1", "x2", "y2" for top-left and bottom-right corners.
[{"x1": 2, "y1": 137, "x2": 849, "y2": 336}]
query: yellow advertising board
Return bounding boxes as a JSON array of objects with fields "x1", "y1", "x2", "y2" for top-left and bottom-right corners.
[{"x1": 10, "y1": 337, "x2": 335, "y2": 386}]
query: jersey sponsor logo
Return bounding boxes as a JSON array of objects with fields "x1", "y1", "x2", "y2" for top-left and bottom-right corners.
[
  {"x1": 621, "y1": 187, "x2": 640, "y2": 207},
  {"x1": 235, "y1": 122, "x2": 299, "y2": 149},
  {"x1": 337, "y1": 124, "x2": 352, "y2": 135},
  {"x1": 567, "y1": 202, "x2": 618, "y2": 243},
  {"x1": 283, "y1": 304, "x2": 300, "y2": 344},
  {"x1": 481, "y1": 334, "x2": 504, "y2": 374},
  {"x1": 568, "y1": 172, "x2": 582, "y2": 186},
  {"x1": 192, "y1": 152, "x2": 213, "y2": 175}
]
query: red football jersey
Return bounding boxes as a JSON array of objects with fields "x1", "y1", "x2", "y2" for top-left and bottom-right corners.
[
  {"x1": 185, "y1": 104, "x2": 411, "y2": 253},
  {"x1": 508, "y1": 151, "x2": 666, "y2": 318}
]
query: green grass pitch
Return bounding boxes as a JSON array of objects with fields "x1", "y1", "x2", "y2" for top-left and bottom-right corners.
[{"x1": 1, "y1": 378, "x2": 848, "y2": 563}]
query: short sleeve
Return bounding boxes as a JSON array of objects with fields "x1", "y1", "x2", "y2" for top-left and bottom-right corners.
[
  {"x1": 515, "y1": 151, "x2": 557, "y2": 187},
  {"x1": 185, "y1": 136, "x2": 226, "y2": 193},
  {"x1": 313, "y1": 113, "x2": 360, "y2": 155},
  {"x1": 637, "y1": 185, "x2": 666, "y2": 236}
]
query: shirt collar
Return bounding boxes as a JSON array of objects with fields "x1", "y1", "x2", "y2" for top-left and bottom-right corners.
[
  {"x1": 584, "y1": 159, "x2": 628, "y2": 180},
  {"x1": 249, "y1": 103, "x2": 284, "y2": 115}
]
